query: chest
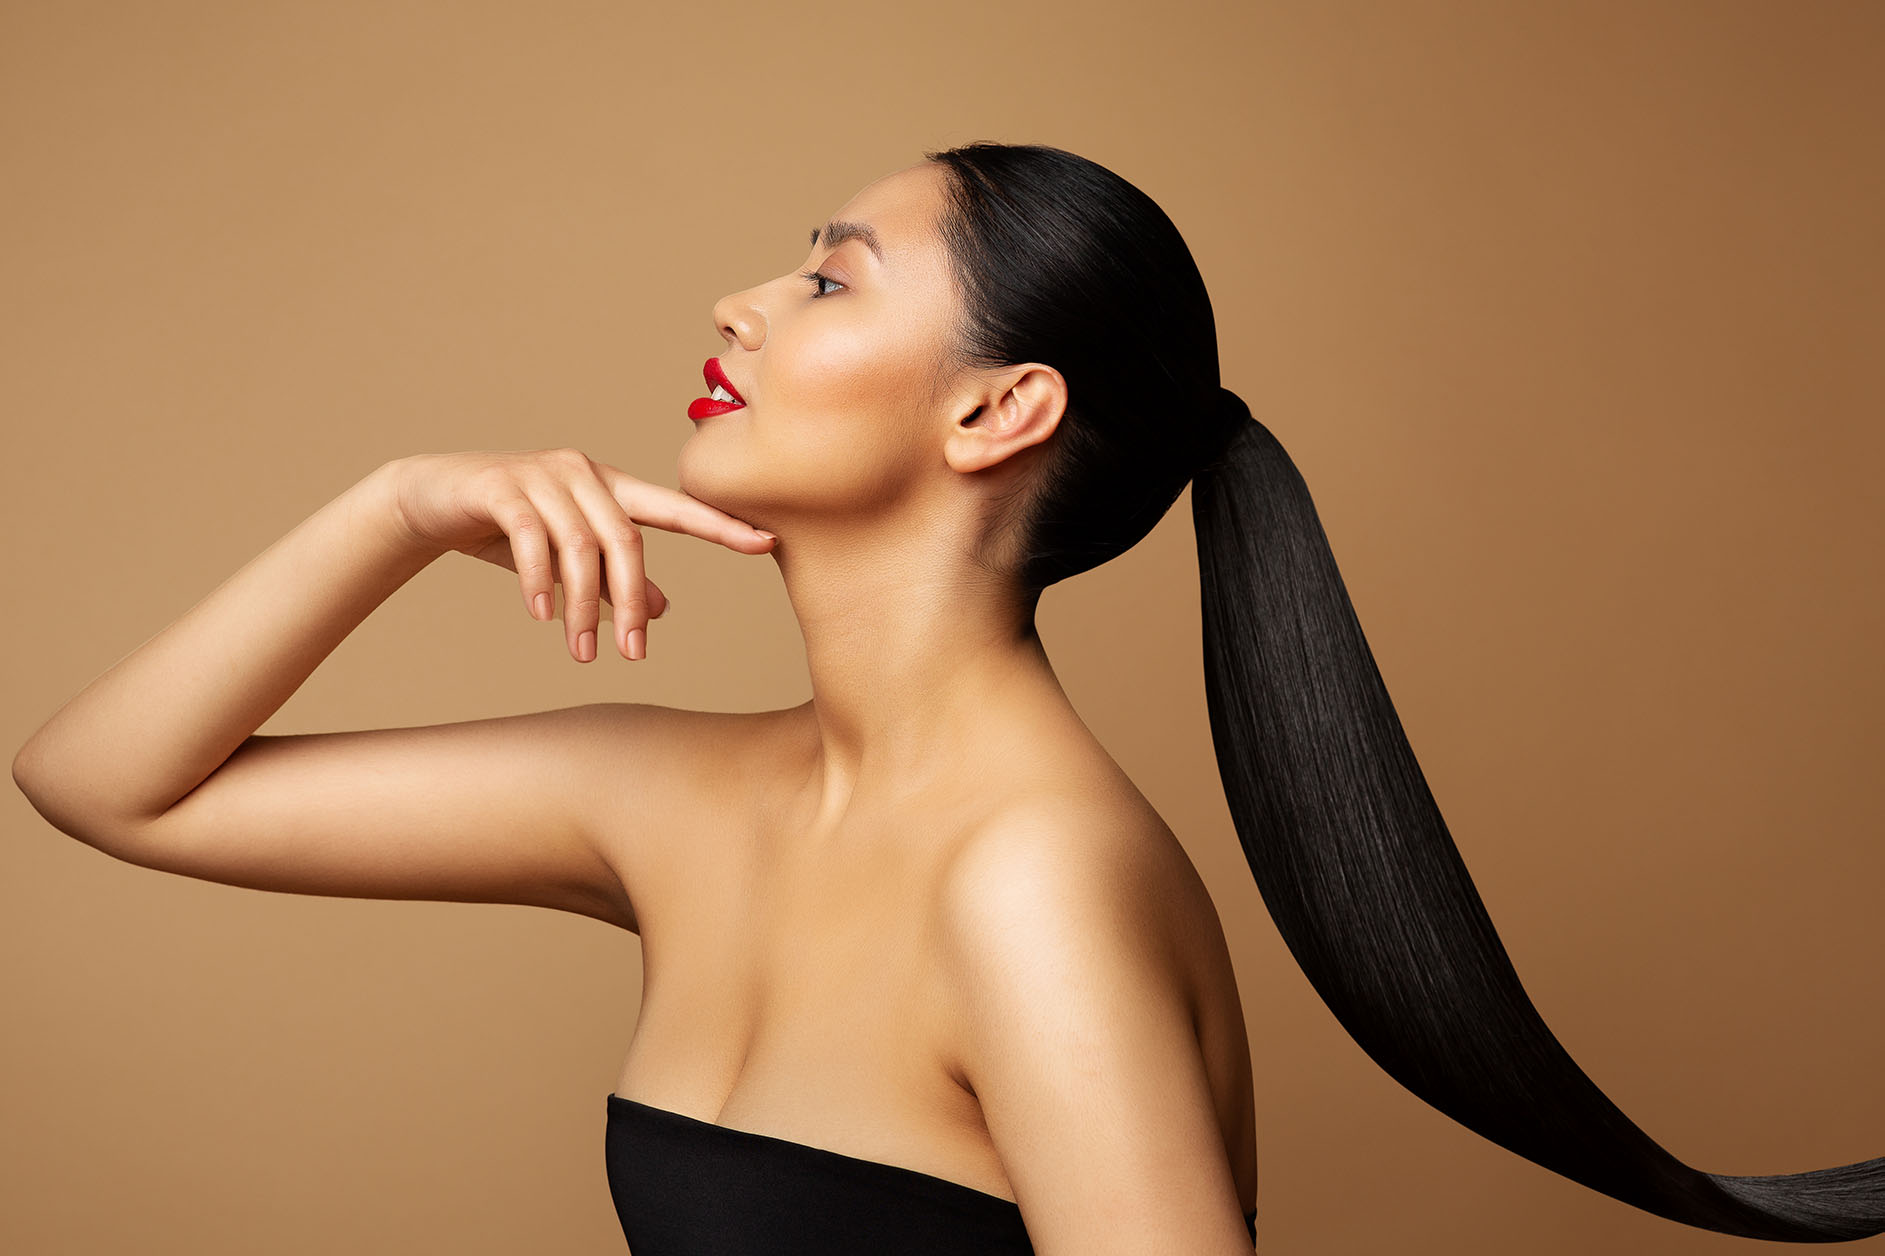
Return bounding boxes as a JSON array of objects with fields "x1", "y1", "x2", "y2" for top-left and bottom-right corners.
[
  {"x1": 612, "y1": 822, "x2": 1015, "y2": 1196},
  {"x1": 639, "y1": 851, "x2": 950, "y2": 1061}
]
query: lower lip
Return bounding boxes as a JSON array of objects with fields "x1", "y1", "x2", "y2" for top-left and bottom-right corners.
[{"x1": 688, "y1": 397, "x2": 746, "y2": 420}]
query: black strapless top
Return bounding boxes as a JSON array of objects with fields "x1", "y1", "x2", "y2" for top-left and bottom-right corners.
[{"x1": 605, "y1": 1093, "x2": 1259, "y2": 1254}]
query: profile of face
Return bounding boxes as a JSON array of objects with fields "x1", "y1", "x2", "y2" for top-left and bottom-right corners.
[{"x1": 676, "y1": 161, "x2": 995, "y2": 539}]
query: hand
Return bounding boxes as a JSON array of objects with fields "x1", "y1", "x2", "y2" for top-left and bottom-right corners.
[{"x1": 386, "y1": 448, "x2": 776, "y2": 662}]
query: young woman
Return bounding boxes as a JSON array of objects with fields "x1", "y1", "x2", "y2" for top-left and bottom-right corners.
[{"x1": 13, "y1": 142, "x2": 1882, "y2": 1255}]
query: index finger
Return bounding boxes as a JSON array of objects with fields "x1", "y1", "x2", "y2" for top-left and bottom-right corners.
[{"x1": 592, "y1": 465, "x2": 777, "y2": 553}]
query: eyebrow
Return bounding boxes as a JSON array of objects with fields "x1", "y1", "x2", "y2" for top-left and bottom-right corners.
[{"x1": 809, "y1": 219, "x2": 883, "y2": 263}]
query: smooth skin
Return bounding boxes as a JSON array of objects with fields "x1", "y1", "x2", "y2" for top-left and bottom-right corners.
[{"x1": 14, "y1": 160, "x2": 1261, "y2": 1254}]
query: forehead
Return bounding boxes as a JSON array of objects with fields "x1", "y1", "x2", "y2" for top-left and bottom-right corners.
[{"x1": 821, "y1": 161, "x2": 950, "y2": 268}]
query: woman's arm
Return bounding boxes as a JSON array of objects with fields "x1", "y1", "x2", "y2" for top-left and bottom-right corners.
[
  {"x1": 13, "y1": 459, "x2": 435, "y2": 844},
  {"x1": 11, "y1": 451, "x2": 776, "y2": 930}
]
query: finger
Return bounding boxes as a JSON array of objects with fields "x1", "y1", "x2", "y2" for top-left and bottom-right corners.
[
  {"x1": 526, "y1": 483, "x2": 605, "y2": 662},
  {"x1": 489, "y1": 494, "x2": 554, "y2": 622},
  {"x1": 469, "y1": 535, "x2": 519, "y2": 573},
  {"x1": 597, "y1": 578, "x2": 667, "y2": 617},
  {"x1": 568, "y1": 471, "x2": 647, "y2": 659},
  {"x1": 590, "y1": 463, "x2": 777, "y2": 553}
]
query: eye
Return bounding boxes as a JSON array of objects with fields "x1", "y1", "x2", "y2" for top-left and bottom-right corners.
[{"x1": 799, "y1": 269, "x2": 844, "y2": 299}]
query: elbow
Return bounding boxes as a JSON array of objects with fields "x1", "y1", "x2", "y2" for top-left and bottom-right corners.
[
  {"x1": 13, "y1": 735, "x2": 83, "y2": 843},
  {"x1": 12, "y1": 734, "x2": 142, "y2": 856},
  {"x1": 12, "y1": 731, "x2": 47, "y2": 813}
]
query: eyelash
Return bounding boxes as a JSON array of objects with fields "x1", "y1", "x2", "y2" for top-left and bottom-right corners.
[{"x1": 799, "y1": 269, "x2": 844, "y2": 299}]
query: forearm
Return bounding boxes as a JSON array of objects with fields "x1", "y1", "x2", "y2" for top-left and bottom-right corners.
[{"x1": 12, "y1": 458, "x2": 440, "y2": 845}]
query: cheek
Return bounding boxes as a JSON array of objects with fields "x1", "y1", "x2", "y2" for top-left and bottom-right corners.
[
  {"x1": 774, "y1": 299, "x2": 940, "y2": 424},
  {"x1": 778, "y1": 327, "x2": 896, "y2": 417}
]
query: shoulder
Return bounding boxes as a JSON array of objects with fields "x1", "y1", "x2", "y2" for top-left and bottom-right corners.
[
  {"x1": 568, "y1": 698, "x2": 796, "y2": 764},
  {"x1": 929, "y1": 798, "x2": 1256, "y2": 1250},
  {"x1": 559, "y1": 700, "x2": 795, "y2": 821},
  {"x1": 934, "y1": 793, "x2": 1217, "y2": 1027},
  {"x1": 575, "y1": 696, "x2": 807, "y2": 772},
  {"x1": 569, "y1": 699, "x2": 807, "y2": 917},
  {"x1": 937, "y1": 796, "x2": 1180, "y2": 949}
]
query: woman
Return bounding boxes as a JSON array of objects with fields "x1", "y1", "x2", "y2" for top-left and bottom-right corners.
[{"x1": 12, "y1": 141, "x2": 1881, "y2": 1254}]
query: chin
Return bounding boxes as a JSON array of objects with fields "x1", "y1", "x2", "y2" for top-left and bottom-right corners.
[
  {"x1": 674, "y1": 434, "x2": 717, "y2": 502},
  {"x1": 675, "y1": 431, "x2": 765, "y2": 523}
]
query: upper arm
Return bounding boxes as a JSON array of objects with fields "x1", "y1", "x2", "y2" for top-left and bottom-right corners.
[
  {"x1": 938, "y1": 817, "x2": 1256, "y2": 1255},
  {"x1": 94, "y1": 702, "x2": 699, "y2": 932}
]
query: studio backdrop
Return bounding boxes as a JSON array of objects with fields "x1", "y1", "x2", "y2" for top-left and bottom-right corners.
[{"x1": 3, "y1": 2, "x2": 1881, "y2": 1253}]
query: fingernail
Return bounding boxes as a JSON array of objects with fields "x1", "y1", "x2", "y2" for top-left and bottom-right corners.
[
  {"x1": 627, "y1": 628, "x2": 645, "y2": 661},
  {"x1": 577, "y1": 630, "x2": 595, "y2": 662},
  {"x1": 755, "y1": 530, "x2": 776, "y2": 543},
  {"x1": 533, "y1": 592, "x2": 551, "y2": 620},
  {"x1": 654, "y1": 597, "x2": 671, "y2": 618}
]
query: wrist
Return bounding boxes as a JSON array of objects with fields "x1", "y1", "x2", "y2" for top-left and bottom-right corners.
[{"x1": 351, "y1": 457, "x2": 445, "y2": 562}]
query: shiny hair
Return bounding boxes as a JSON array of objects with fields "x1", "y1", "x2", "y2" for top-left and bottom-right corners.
[{"x1": 921, "y1": 138, "x2": 1885, "y2": 1241}]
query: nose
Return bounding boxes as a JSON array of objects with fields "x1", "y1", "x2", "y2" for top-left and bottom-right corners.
[{"x1": 712, "y1": 284, "x2": 765, "y2": 352}]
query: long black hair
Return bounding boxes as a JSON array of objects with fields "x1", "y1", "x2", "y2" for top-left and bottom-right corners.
[{"x1": 922, "y1": 138, "x2": 1884, "y2": 1242}]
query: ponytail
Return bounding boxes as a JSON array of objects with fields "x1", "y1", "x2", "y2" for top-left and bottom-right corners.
[{"x1": 1190, "y1": 388, "x2": 1885, "y2": 1242}]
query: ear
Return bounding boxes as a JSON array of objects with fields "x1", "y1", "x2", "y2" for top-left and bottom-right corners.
[{"x1": 942, "y1": 364, "x2": 1066, "y2": 475}]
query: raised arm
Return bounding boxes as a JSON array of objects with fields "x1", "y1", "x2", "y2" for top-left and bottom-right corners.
[{"x1": 11, "y1": 449, "x2": 777, "y2": 931}]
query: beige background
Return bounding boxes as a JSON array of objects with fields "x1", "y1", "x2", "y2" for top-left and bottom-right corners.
[{"x1": 4, "y1": 2, "x2": 1881, "y2": 1252}]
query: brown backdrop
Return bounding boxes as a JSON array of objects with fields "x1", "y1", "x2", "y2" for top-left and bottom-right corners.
[{"x1": 4, "y1": 2, "x2": 1881, "y2": 1252}]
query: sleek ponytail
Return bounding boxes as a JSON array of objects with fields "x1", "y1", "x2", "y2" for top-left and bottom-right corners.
[
  {"x1": 922, "y1": 138, "x2": 1884, "y2": 1241},
  {"x1": 1191, "y1": 387, "x2": 1885, "y2": 1241}
]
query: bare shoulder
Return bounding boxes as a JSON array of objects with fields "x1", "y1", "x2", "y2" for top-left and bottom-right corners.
[
  {"x1": 933, "y1": 789, "x2": 1230, "y2": 1034},
  {"x1": 567, "y1": 698, "x2": 808, "y2": 931},
  {"x1": 928, "y1": 789, "x2": 1258, "y2": 1246},
  {"x1": 573, "y1": 699, "x2": 795, "y2": 811}
]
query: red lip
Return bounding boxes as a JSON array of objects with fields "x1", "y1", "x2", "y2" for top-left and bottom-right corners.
[{"x1": 689, "y1": 357, "x2": 747, "y2": 421}]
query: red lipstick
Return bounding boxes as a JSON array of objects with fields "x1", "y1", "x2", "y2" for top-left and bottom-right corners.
[{"x1": 689, "y1": 357, "x2": 747, "y2": 420}]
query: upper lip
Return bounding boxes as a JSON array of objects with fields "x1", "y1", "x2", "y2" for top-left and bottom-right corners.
[{"x1": 703, "y1": 357, "x2": 746, "y2": 405}]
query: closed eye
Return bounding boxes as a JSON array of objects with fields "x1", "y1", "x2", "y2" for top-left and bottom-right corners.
[{"x1": 799, "y1": 269, "x2": 844, "y2": 299}]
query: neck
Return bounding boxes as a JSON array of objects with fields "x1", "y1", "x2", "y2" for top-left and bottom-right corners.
[{"x1": 766, "y1": 512, "x2": 1069, "y2": 830}]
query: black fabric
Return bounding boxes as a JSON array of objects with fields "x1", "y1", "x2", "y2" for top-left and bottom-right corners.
[{"x1": 605, "y1": 1093, "x2": 1259, "y2": 1253}]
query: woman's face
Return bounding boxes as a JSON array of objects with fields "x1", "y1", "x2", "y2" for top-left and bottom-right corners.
[{"x1": 676, "y1": 160, "x2": 970, "y2": 532}]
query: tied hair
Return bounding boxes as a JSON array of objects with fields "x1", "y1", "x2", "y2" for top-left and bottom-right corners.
[
  {"x1": 1195, "y1": 386, "x2": 1255, "y2": 482},
  {"x1": 1188, "y1": 407, "x2": 1885, "y2": 1242}
]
